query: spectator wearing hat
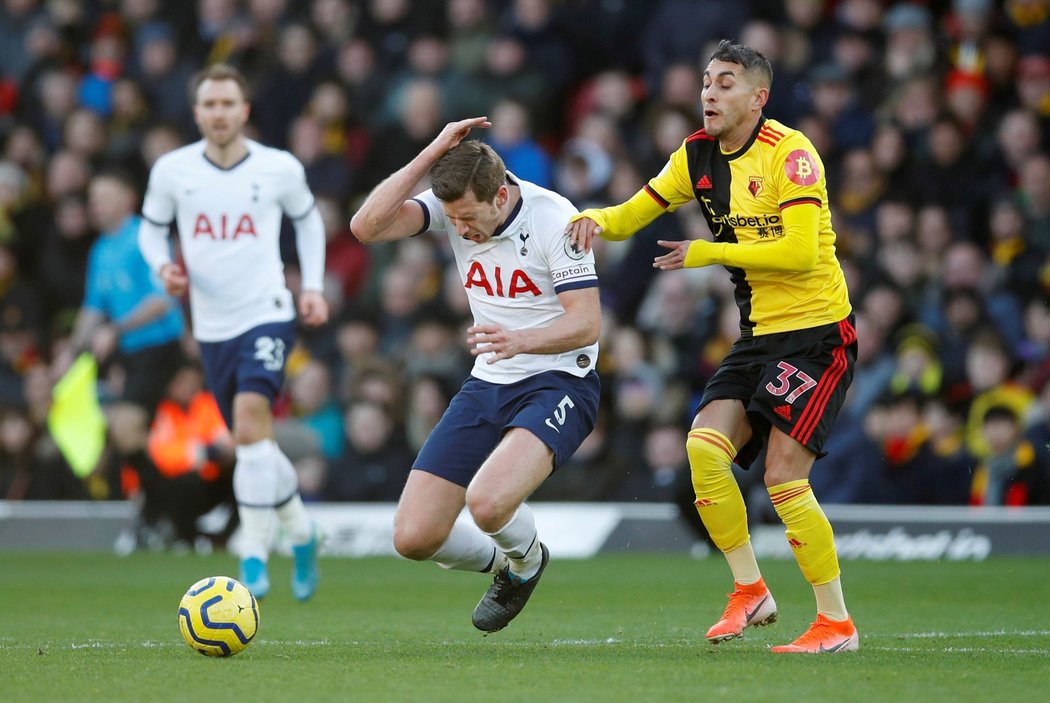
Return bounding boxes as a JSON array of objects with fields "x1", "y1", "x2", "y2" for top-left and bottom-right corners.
[
  {"x1": 1006, "y1": 0, "x2": 1050, "y2": 55},
  {"x1": 883, "y1": 3, "x2": 939, "y2": 82}
]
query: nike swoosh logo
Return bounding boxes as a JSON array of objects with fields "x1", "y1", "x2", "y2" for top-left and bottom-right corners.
[
  {"x1": 745, "y1": 595, "x2": 769, "y2": 621},
  {"x1": 819, "y1": 638, "x2": 852, "y2": 653}
]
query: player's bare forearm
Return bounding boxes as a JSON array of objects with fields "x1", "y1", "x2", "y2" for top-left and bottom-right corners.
[
  {"x1": 351, "y1": 117, "x2": 491, "y2": 243},
  {"x1": 467, "y1": 288, "x2": 600, "y2": 362}
]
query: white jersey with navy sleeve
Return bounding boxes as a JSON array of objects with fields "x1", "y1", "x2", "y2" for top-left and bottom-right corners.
[
  {"x1": 413, "y1": 174, "x2": 599, "y2": 384},
  {"x1": 140, "y1": 139, "x2": 316, "y2": 342}
]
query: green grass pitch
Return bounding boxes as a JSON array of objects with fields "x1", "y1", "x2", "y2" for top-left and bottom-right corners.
[{"x1": 1, "y1": 551, "x2": 1047, "y2": 702}]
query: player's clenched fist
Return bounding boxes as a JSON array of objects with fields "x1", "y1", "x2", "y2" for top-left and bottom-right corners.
[
  {"x1": 159, "y1": 262, "x2": 189, "y2": 296},
  {"x1": 298, "y1": 290, "x2": 329, "y2": 327}
]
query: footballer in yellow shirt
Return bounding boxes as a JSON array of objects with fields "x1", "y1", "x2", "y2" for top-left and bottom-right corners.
[{"x1": 567, "y1": 39, "x2": 859, "y2": 655}]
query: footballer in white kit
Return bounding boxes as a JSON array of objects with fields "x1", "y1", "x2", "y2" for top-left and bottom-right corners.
[
  {"x1": 409, "y1": 175, "x2": 601, "y2": 485},
  {"x1": 139, "y1": 138, "x2": 324, "y2": 345},
  {"x1": 352, "y1": 119, "x2": 602, "y2": 633},
  {"x1": 138, "y1": 64, "x2": 326, "y2": 602}
]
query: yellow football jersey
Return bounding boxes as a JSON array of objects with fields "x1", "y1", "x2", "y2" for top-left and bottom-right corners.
[{"x1": 646, "y1": 117, "x2": 851, "y2": 336}]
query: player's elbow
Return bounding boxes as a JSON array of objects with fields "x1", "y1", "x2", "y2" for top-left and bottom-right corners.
[
  {"x1": 778, "y1": 241, "x2": 818, "y2": 272},
  {"x1": 792, "y1": 246, "x2": 819, "y2": 271},
  {"x1": 349, "y1": 212, "x2": 376, "y2": 243}
]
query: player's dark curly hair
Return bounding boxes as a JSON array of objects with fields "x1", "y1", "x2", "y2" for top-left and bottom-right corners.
[
  {"x1": 431, "y1": 140, "x2": 507, "y2": 203},
  {"x1": 709, "y1": 39, "x2": 773, "y2": 88}
]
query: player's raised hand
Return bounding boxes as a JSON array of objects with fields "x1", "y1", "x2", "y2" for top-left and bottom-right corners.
[
  {"x1": 467, "y1": 323, "x2": 523, "y2": 363},
  {"x1": 565, "y1": 216, "x2": 602, "y2": 254},
  {"x1": 432, "y1": 117, "x2": 492, "y2": 155},
  {"x1": 159, "y1": 262, "x2": 189, "y2": 297},
  {"x1": 298, "y1": 290, "x2": 329, "y2": 327}
]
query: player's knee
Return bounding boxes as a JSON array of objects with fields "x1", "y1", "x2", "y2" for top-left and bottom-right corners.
[
  {"x1": 686, "y1": 432, "x2": 734, "y2": 493},
  {"x1": 392, "y1": 523, "x2": 445, "y2": 562},
  {"x1": 464, "y1": 489, "x2": 513, "y2": 534},
  {"x1": 232, "y1": 394, "x2": 273, "y2": 444}
]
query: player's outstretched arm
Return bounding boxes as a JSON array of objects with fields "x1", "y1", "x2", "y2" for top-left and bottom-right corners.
[
  {"x1": 564, "y1": 186, "x2": 667, "y2": 253},
  {"x1": 351, "y1": 116, "x2": 492, "y2": 244},
  {"x1": 654, "y1": 203, "x2": 820, "y2": 272}
]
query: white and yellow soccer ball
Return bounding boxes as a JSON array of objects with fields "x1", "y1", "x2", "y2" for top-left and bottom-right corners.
[{"x1": 177, "y1": 576, "x2": 260, "y2": 656}]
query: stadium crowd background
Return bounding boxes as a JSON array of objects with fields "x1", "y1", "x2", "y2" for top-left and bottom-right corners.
[{"x1": 1, "y1": 0, "x2": 1049, "y2": 523}]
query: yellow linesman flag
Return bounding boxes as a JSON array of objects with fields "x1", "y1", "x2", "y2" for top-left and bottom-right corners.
[{"x1": 48, "y1": 352, "x2": 108, "y2": 478}]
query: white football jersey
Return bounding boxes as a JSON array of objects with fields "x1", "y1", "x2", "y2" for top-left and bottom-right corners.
[
  {"x1": 414, "y1": 175, "x2": 599, "y2": 384},
  {"x1": 140, "y1": 139, "x2": 315, "y2": 342}
]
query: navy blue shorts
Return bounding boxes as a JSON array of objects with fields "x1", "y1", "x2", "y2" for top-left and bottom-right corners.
[
  {"x1": 413, "y1": 370, "x2": 601, "y2": 488},
  {"x1": 197, "y1": 320, "x2": 298, "y2": 429}
]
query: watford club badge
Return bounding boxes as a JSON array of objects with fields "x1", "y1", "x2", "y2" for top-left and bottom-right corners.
[{"x1": 749, "y1": 177, "x2": 763, "y2": 197}]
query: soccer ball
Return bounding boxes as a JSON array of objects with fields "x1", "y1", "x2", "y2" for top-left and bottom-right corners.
[{"x1": 177, "y1": 576, "x2": 260, "y2": 656}]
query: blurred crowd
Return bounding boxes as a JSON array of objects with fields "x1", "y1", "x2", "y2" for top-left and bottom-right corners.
[{"x1": 1, "y1": 0, "x2": 1049, "y2": 519}]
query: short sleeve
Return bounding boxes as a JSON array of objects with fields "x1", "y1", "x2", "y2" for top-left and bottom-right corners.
[
  {"x1": 540, "y1": 203, "x2": 598, "y2": 294},
  {"x1": 412, "y1": 189, "x2": 447, "y2": 235}
]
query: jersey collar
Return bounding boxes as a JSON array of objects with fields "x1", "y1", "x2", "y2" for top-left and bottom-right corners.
[
  {"x1": 491, "y1": 173, "x2": 524, "y2": 239},
  {"x1": 723, "y1": 116, "x2": 766, "y2": 162},
  {"x1": 200, "y1": 139, "x2": 253, "y2": 171}
]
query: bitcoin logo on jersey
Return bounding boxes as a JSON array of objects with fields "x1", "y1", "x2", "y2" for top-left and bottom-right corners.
[{"x1": 785, "y1": 149, "x2": 820, "y2": 186}]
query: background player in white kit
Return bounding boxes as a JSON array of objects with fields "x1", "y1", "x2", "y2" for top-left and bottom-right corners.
[
  {"x1": 352, "y1": 117, "x2": 602, "y2": 632},
  {"x1": 138, "y1": 64, "x2": 328, "y2": 601}
]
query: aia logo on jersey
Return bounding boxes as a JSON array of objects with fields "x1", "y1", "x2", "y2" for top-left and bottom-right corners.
[
  {"x1": 464, "y1": 261, "x2": 541, "y2": 298},
  {"x1": 785, "y1": 149, "x2": 820, "y2": 186},
  {"x1": 193, "y1": 213, "x2": 258, "y2": 240},
  {"x1": 748, "y1": 177, "x2": 763, "y2": 197}
]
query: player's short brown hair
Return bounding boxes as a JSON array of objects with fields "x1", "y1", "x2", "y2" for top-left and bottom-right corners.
[
  {"x1": 430, "y1": 140, "x2": 507, "y2": 203},
  {"x1": 710, "y1": 39, "x2": 773, "y2": 89},
  {"x1": 192, "y1": 63, "x2": 250, "y2": 102}
]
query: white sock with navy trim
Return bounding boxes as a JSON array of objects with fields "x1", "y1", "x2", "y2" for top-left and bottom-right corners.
[
  {"x1": 485, "y1": 504, "x2": 542, "y2": 581},
  {"x1": 430, "y1": 521, "x2": 500, "y2": 572}
]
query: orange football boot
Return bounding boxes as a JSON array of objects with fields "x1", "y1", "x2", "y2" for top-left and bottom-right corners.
[
  {"x1": 771, "y1": 614, "x2": 859, "y2": 653},
  {"x1": 705, "y1": 578, "x2": 778, "y2": 643}
]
